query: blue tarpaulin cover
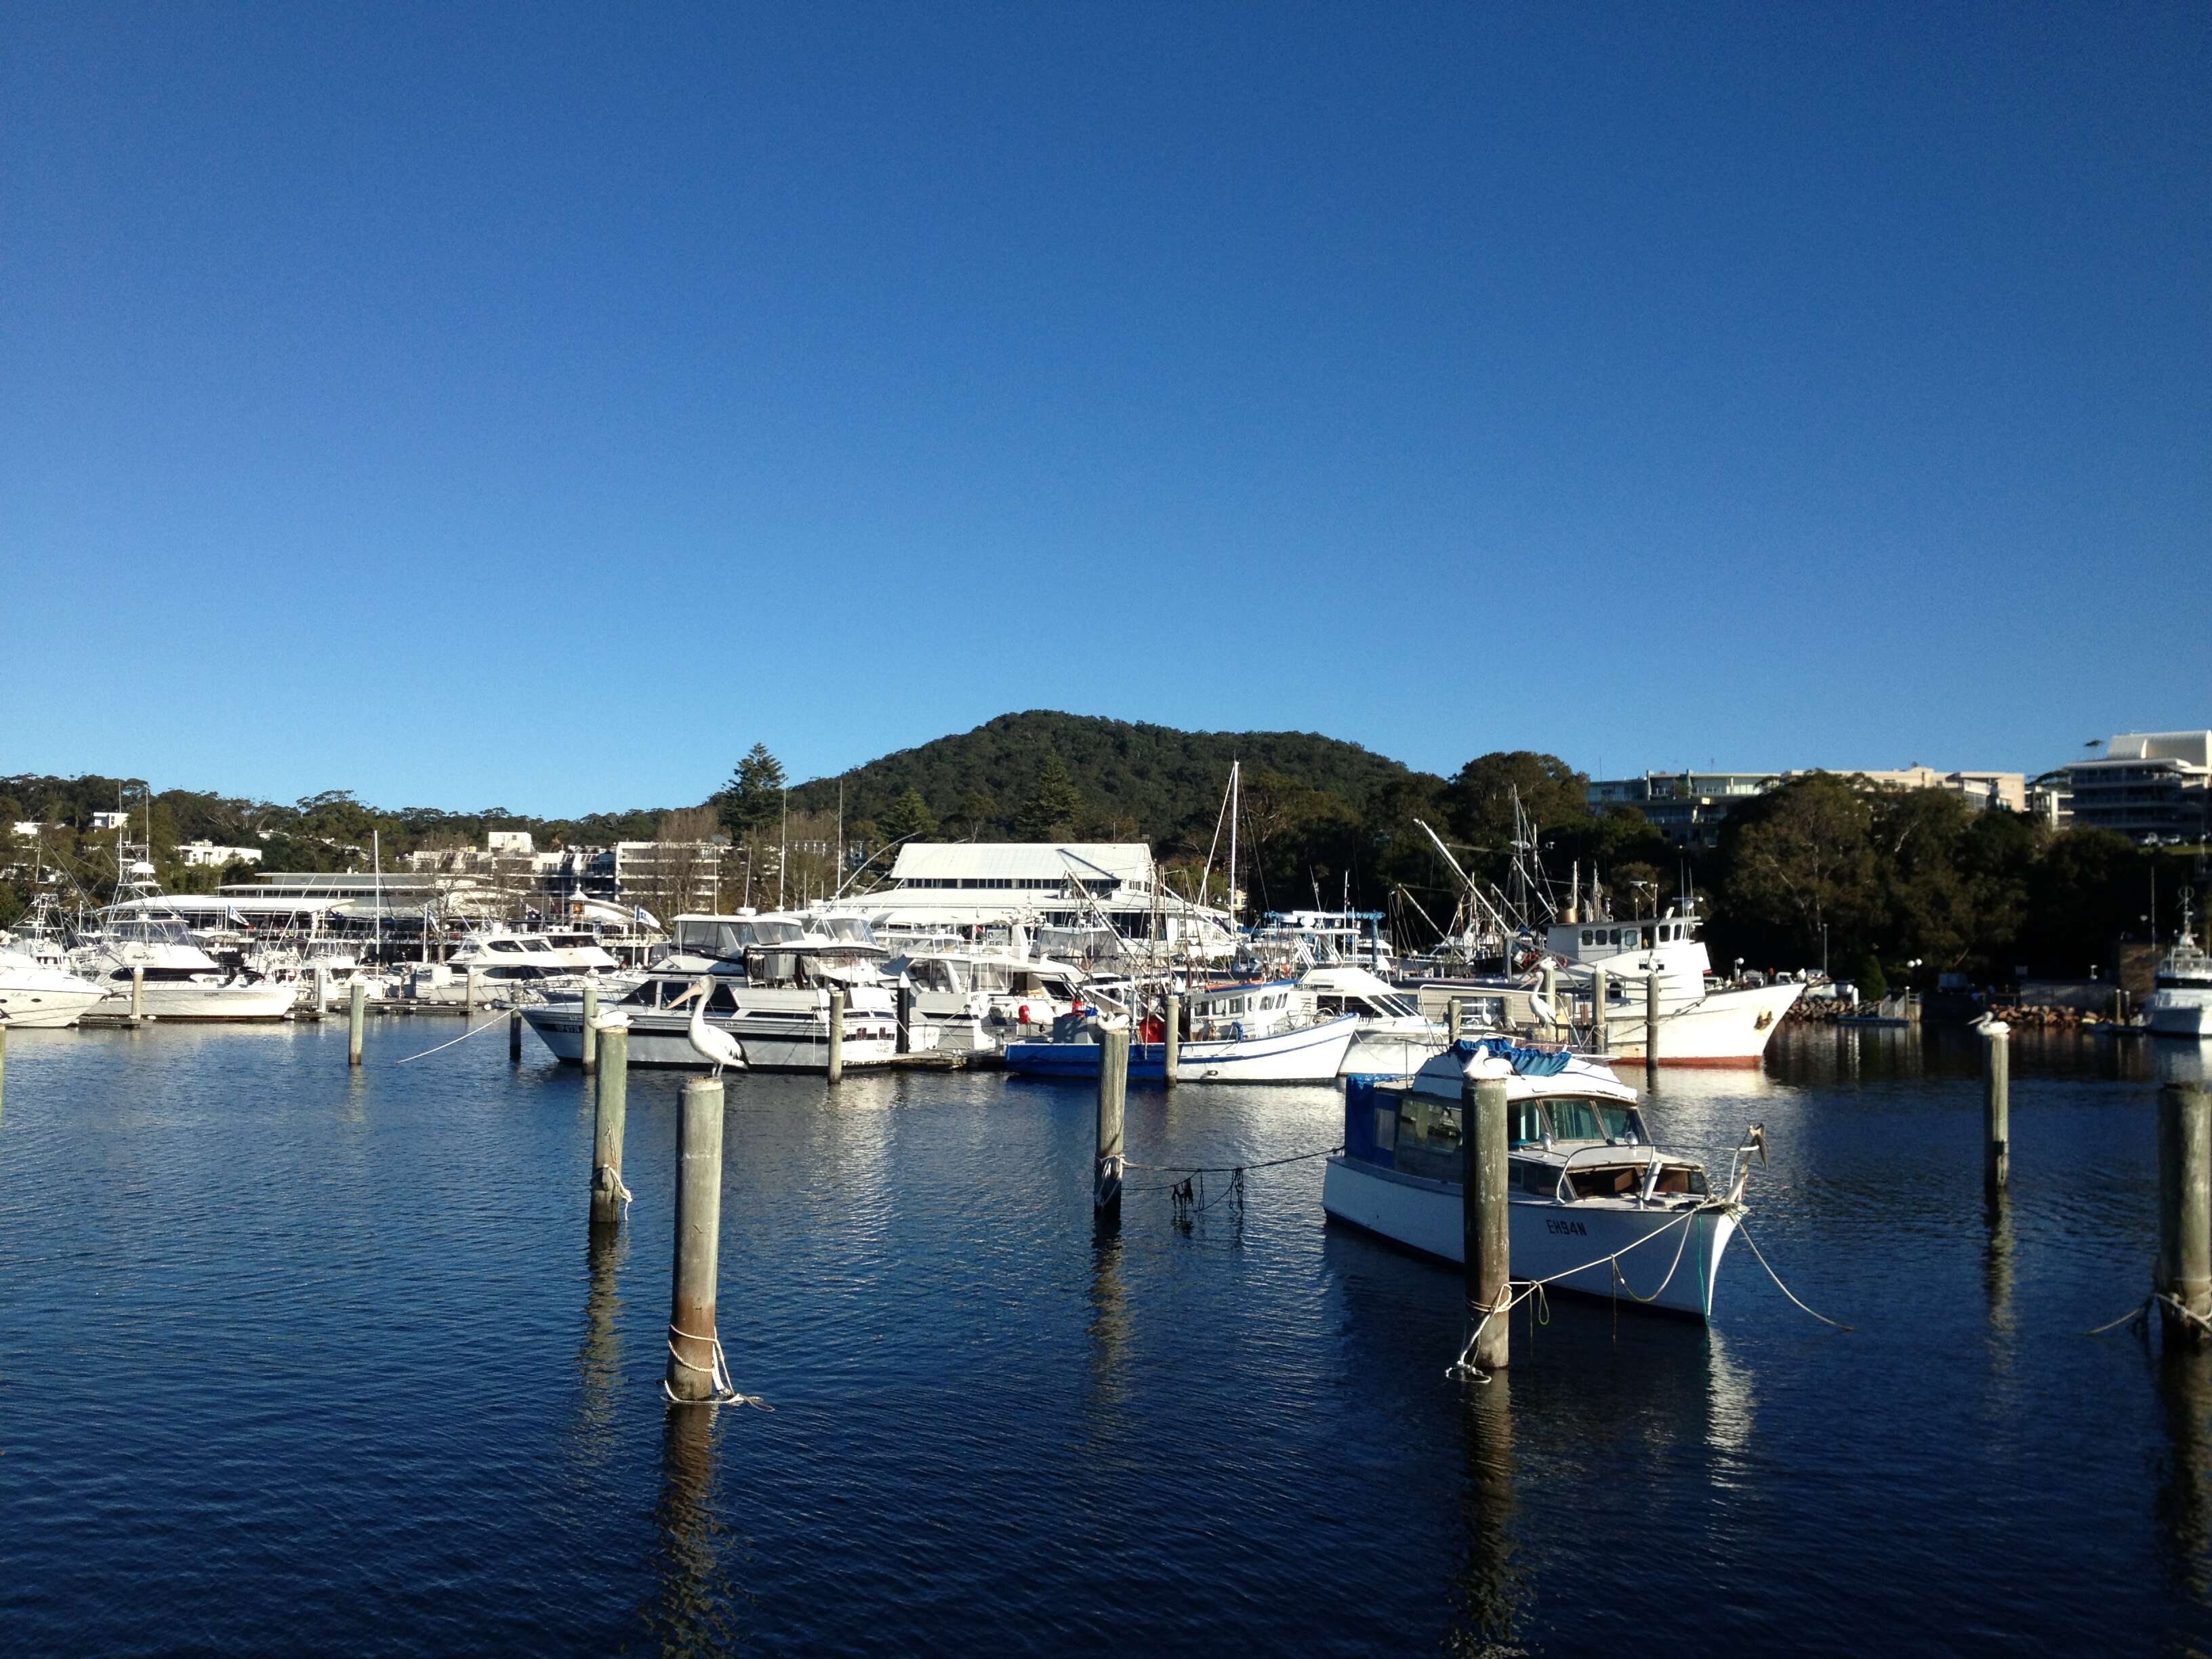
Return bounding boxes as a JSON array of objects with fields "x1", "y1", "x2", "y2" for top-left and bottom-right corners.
[{"x1": 1456, "y1": 1036, "x2": 1573, "y2": 1077}]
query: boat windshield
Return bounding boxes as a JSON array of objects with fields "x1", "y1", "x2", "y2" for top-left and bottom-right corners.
[
  {"x1": 1544, "y1": 1096, "x2": 1639, "y2": 1144},
  {"x1": 821, "y1": 918, "x2": 876, "y2": 945}
]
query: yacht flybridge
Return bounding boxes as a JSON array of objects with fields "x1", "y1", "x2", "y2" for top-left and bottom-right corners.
[
  {"x1": 524, "y1": 911, "x2": 901, "y2": 1071},
  {"x1": 73, "y1": 847, "x2": 295, "y2": 1022},
  {"x1": 1322, "y1": 1040, "x2": 1761, "y2": 1320}
]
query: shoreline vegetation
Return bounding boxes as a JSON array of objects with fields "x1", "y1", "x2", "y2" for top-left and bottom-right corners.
[{"x1": 5, "y1": 710, "x2": 2198, "y2": 992}]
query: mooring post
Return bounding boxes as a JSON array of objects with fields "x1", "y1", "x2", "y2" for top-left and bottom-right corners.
[
  {"x1": 508, "y1": 1008, "x2": 523, "y2": 1063},
  {"x1": 1591, "y1": 968, "x2": 1609, "y2": 1052},
  {"x1": 1462, "y1": 1069, "x2": 1511, "y2": 1371},
  {"x1": 1163, "y1": 992, "x2": 1181, "y2": 1085},
  {"x1": 665, "y1": 1077, "x2": 727, "y2": 1402},
  {"x1": 591, "y1": 1026, "x2": 630, "y2": 1227},
  {"x1": 1645, "y1": 972, "x2": 1662, "y2": 1069},
  {"x1": 348, "y1": 980, "x2": 366, "y2": 1067},
  {"x1": 1095, "y1": 1025, "x2": 1128, "y2": 1223},
  {"x1": 2157, "y1": 1082, "x2": 2211, "y2": 1344},
  {"x1": 580, "y1": 981, "x2": 599, "y2": 1074},
  {"x1": 0, "y1": 1022, "x2": 8, "y2": 1122},
  {"x1": 895, "y1": 983, "x2": 912, "y2": 1054},
  {"x1": 464, "y1": 968, "x2": 478, "y2": 1018},
  {"x1": 312, "y1": 963, "x2": 330, "y2": 1019},
  {"x1": 1982, "y1": 1020, "x2": 2010, "y2": 1192},
  {"x1": 1447, "y1": 995, "x2": 1463, "y2": 1045},
  {"x1": 1540, "y1": 962, "x2": 1557, "y2": 1038},
  {"x1": 826, "y1": 988, "x2": 845, "y2": 1084},
  {"x1": 130, "y1": 964, "x2": 145, "y2": 1025}
]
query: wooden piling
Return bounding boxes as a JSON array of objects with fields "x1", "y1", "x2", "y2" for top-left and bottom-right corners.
[
  {"x1": 1540, "y1": 963, "x2": 1557, "y2": 1037},
  {"x1": 312, "y1": 964, "x2": 330, "y2": 1018},
  {"x1": 1448, "y1": 996, "x2": 1463, "y2": 1045},
  {"x1": 1462, "y1": 1072, "x2": 1511, "y2": 1371},
  {"x1": 826, "y1": 989, "x2": 845, "y2": 1084},
  {"x1": 2157, "y1": 1082, "x2": 2211, "y2": 1343},
  {"x1": 1645, "y1": 972, "x2": 1662, "y2": 1069},
  {"x1": 509, "y1": 1008, "x2": 523, "y2": 1063},
  {"x1": 130, "y1": 965, "x2": 145, "y2": 1025},
  {"x1": 348, "y1": 980, "x2": 366, "y2": 1067},
  {"x1": 665, "y1": 1078, "x2": 727, "y2": 1402},
  {"x1": 895, "y1": 983, "x2": 912, "y2": 1054},
  {"x1": 1982, "y1": 1021, "x2": 2010, "y2": 1192},
  {"x1": 1095, "y1": 1026, "x2": 1128, "y2": 1222},
  {"x1": 591, "y1": 1027, "x2": 630, "y2": 1226},
  {"x1": 581, "y1": 981, "x2": 598, "y2": 1074},
  {"x1": 1163, "y1": 993, "x2": 1181, "y2": 1085},
  {"x1": 1591, "y1": 968, "x2": 1609, "y2": 1052},
  {"x1": 0, "y1": 1022, "x2": 7, "y2": 1122},
  {"x1": 465, "y1": 969, "x2": 478, "y2": 1017}
]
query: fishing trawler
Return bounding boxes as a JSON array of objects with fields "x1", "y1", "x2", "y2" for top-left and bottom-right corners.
[
  {"x1": 524, "y1": 910, "x2": 901, "y2": 1071},
  {"x1": 1322, "y1": 1039, "x2": 1761, "y2": 1319}
]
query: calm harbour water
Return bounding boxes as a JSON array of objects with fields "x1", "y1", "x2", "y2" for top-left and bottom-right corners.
[{"x1": 1, "y1": 1019, "x2": 2207, "y2": 1656}]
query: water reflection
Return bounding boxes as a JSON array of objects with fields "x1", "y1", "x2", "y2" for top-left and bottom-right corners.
[
  {"x1": 1984, "y1": 1188, "x2": 2016, "y2": 1340},
  {"x1": 1446, "y1": 1374, "x2": 1528, "y2": 1655},
  {"x1": 2152, "y1": 1038, "x2": 2212, "y2": 1090},
  {"x1": 2156, "y1": 1348, "x2": 2212, "y2": 1600},
  {"x1": 570, "y1": 1221, "x2": 625, "y2": 1471},
  {"x1": 647, "y1": 1407, "x2": 743, "y2": 1656},
  {"x1": 1087, "y1": 1231, "x2": 1130, "y2": 1416}
]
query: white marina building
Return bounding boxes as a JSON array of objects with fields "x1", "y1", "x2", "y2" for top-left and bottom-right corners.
[{"x1": 821, "y1": 842, "x2": 1235, "y2": 958}]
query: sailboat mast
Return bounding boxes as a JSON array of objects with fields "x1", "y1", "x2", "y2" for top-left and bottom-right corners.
[{"x1": 1227, "y1": 760, "x2": 1240, "y2": 939}]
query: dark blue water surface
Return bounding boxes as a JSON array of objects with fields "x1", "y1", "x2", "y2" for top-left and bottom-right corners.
[{"x1": 2, "y1": 1019, "x2": 2207, "y2": 1655}]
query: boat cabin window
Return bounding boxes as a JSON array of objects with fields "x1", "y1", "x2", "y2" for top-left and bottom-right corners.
[
  {"x1": 705, "y1": 984, "x2": 739, "y2": 1013},
  {"x1": 909, "y1": 960, "x2": 956, "y2": 994},
  {"x1": 751, "y1": 950, "x2": 797, "y2": 983},
  {"x1": 623, "y1": 981, "x2": 663, "y2": 1006},
  {"x1": 677, "y1": 919, "x2": 756, "y2": 957},
  {"x1": 823, "y1": 918, "x2": 875, "y2": 945},
  {"x1": 1510, "y1": 1099, "x2": 1544, "y2": 1147}
]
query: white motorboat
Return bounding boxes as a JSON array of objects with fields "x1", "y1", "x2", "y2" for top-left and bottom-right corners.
[
  {"x1": 1005, "y1": 977, "x2": 1359, "y2": 1084},
  {"x1": 893, "y1": 944, "x2": 1090, "y2": 1050},
  {"x1": 2147, "y1": 901, "x2": 2212, "y2": 1038},
  {"x1": 524, "y1": 910, "x2": 901, "y2": 1071},
  {"x1": 73, "y1": 849, "x2": 296, "y2": 1021},
  {"x1": 0, "y1": 947, "x2": 108, "y2": 1027},
  {"x1": 424, "y1": 928, "x2": 621, "y2": 1003},
  {"x1": 1300, "y1": 963, "x2": 1448, "y2": 1076},
  {"x1": 1322, "y1": 1039, "x2": 1760, "y2": 1319}
]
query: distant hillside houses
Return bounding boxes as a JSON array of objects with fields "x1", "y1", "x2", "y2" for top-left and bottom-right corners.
[{"x1": 1589, "y1": 764, "x2": 2033, "y2": 848}]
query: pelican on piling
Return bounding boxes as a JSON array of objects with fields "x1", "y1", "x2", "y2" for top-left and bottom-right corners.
[{"x1": 682, "y1": 975, "x2": 745, "y2": 1076}]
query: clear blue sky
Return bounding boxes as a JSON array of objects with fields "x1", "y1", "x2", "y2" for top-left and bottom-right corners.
[{"x1": 5, "y1": 3, "x2": 2205, "y2": 816}]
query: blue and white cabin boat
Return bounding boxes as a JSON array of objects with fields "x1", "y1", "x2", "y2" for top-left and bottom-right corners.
[
  {"x1": 1004, "y1": 978, "x2": 1358, "y2": 1084},
  {"x1": 1321, "y1": 1040, "x2": 1757, "y2": 1319}
]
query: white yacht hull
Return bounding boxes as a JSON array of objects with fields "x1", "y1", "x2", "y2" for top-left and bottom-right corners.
[
  {"x1": 94, "y1": 981, "x2": 298, "y2": 1021},
  {"x1": 1593, "y1": 981, "x2": 1804, "y2": 1067},
  {"x1": 0, "y1": 981, "x2": 108, "y2": 1028},
  {"x1": 1006, "y1": 1015, "x2": 1360, "y2": 1084},
  {"x1": 1321, "y1": 1156, "x2": 1736, "y2": 1319},
  {"x1": 2148, "y1": 997, "x2": 2212, "y2": 1037},
  {"x1": 524, "y1": 1006, "x2": 899, "y2": 1072}
]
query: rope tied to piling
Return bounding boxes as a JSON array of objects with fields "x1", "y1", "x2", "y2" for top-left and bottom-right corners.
[
  {"x1": 593, "y1": 1162, "x2": 634, "y2": 1217},
  {"x1": 663, "y1": 1324, "x2": 773, "y2": 1411},
  {"x1": 2084, "y1": 1291, "x2": 2212, "y2": 1340},
  {"x1": 1444, "y1": 1202, "x2": 1853, "y2": 1385}
]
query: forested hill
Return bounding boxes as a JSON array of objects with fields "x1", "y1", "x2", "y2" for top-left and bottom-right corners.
[{"x1": 785, "y1": 711, "x2": 1438, "y2": 851}]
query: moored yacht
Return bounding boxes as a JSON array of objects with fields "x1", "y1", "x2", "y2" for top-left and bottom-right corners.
[
  {"x1": 73, "y1": 852, "x2": 296, "y2": 1021},
  {"x1": 524, "y1": 910, "x2": 901, "y2": 1071},
  {"x1": 1322, "y1": 1039, "x2": 1759, "y2": 1319},
  {"x1": 1300, "y1": 964, "x2": 1447, "y2": 1076},
  {"x1": 1004, "y1": 978, "x2": 1359, "y2": 1084},
  {"x1": 0, "y1": 947, "x2": 108, "y2": 1028},
  {"x1": 2147, "y1": 900, "x2": 2212, "y2": 1038}
]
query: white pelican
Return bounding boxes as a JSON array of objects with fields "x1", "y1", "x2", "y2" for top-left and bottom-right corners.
[{"x1": 680, "y1": 975, "x2": 745, "y2": 1076}]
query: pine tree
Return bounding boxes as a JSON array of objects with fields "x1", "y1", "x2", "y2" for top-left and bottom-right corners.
[
  {"x1": 718, "y1": 743, "x2": 786, "y2": 838},
  {"x1": 1014, "y1": 751, "x2": 1082, "y2": 842},
  {"x1": 878, "y1": 787, "x2": 939, "y2": 844}
]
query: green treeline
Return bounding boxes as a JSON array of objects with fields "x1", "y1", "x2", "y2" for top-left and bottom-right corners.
[{"x1": 5, "y1": 713, "x2": 2189, "y2": 983}]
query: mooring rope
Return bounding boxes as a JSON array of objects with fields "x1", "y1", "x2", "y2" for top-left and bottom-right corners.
[
  {"x1": 395, "y1": 1012, "x2": 521, "y2": 1065},
  {"x1": 1123, "y1": 1143, "x2": 1343, "y2": 1196},
  {"x1": 594, "y1": 1162, "x2": 634, "y2": 1217},
  {"x1": 2085, "y1": 1292, "x2": 2212, "y2": 1340},
  {"x1": 663, "y1": 1324, "x2": 773, "y2": 1411},
  {"x1": 1444, "y1": 1202, "x2": 1851, "y2": 1384}
]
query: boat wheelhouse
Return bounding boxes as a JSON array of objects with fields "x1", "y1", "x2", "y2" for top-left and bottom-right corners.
[
  {"x1": 1322, "y1": 1040, "x2": 1758, "y2": 1319},
  {"x1": 1299, "y1": 964, "x2": 1446, "y2": 1076},
  {"x1": 2148, "y1": 899, "x2": 2212, "y2": 1038}
]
